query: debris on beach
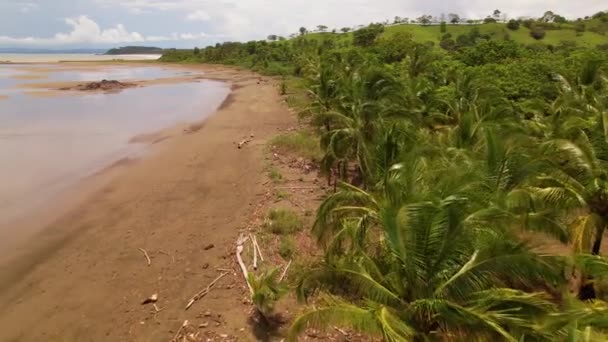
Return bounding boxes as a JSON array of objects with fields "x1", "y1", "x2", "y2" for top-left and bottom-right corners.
[{"x1": 61, "y1": 79, "x2": 137, "y2": 92}]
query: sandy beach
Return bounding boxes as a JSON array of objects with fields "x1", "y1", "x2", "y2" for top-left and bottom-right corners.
[{"x1": 0, "y1": 63, "x2": 295, "y2": 341}]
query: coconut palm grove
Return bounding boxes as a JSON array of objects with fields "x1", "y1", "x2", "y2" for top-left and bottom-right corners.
[{"x1": 163, "y1": 10, "x2": 608, "y2": 341}]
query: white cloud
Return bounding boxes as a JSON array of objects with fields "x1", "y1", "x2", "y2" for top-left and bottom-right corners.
[
  {"x1": 0, "y1": 15, "x2": 209, "y2": 45},
  {"x1": 97, "y1": 0, "x2": 608, "y2": 42},
  {"x1": 19, "y1": 2, "x2": 39, "y2": 13},
  {"x1": 186, "y1": 10, "x2": 211, "y2": 21}
]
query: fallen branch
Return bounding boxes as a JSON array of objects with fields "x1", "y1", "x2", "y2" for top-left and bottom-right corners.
[
  {"x1": 280, "y1": 260, "x2": 292, "y2": 282},
  {"x1": 334, "y1": 326, "x2": 349, "y2": 337},
  {"x1": 236, "y1": 234, "x2": 253, "y2": 294},
  {"x1": 252, "y1": 235, "x2": 264, "y2": 262},
  {"x1": 185, "y1": 272, "x2": 229, "y2": 310},
  {"x1": 138, "y1": 248, "x2": 151, "y2": 266},
  {"x1": 250, "y1": 234, "x2": 258, "y2": 270}
]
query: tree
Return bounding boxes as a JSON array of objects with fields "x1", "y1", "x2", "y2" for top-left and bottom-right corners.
[
  {"x1": 193, "y1": 46, "x2": 200, "y2": 55},
  {"x1": 340, "y1": 27, "x2": 351, "y2": 33},
  {"x1": 416, "y1": 15, "x2": 433, "y2": 25},
  {"x1": 574, "y1": 22, "x2": 586, "y2": 33},
  {"x1": 484, "y1": 17, "x2": 497, "y2": 24},
  {"x1": 493, "y1": 9, "x2": 501, "y2": 19},
  {"x1": 440, "y1": 21, "x2": 447, "y2": 33},
  {"x1": 290, "y1": 148, "x2": 565, "y2": 341},
  {"x1": 267, "y1": 34, "x2": 278, "y2": 41},
  {"x1": 542, "y1": 11, "x2": 555, "y2": 22},
  {"x1": 394, "y1": 16, "x2": 402, "y2": 24},
  {"x1": 507, "y1": 19, "x2": 520, "y2": 30},
  {"x1": 352, "y1": 23, "x2": 385, "y2": 47},
  {"x1": 317, "y1": 25, "x2": 328, "y2": 32},
  {"x1": 448, "y1": 13, "x2": 460, "y2": 24},
  {"x1": 299, "y1": 27, "x2": 307, "y2": 36}
]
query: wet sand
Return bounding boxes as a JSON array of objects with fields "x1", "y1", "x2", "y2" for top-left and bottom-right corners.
[{"x1": 0, "y1": 64, "x2": 294, "y2": 341}]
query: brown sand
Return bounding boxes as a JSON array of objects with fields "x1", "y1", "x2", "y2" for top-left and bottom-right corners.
[{"x1": 0, "y1": 65, "x2": 295, "y2": 341}]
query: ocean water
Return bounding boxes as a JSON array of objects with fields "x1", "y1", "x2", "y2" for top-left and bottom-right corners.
[
  {"x1": 0, "y1": 63, "x2": 229, "y2": 226},
  {"x1": 0, "y1": 53, "x2": 161, "y2": 63}
]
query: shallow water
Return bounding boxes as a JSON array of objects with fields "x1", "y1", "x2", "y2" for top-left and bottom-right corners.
[{"x1": 0, "y1": 64, "x2": 229, "y2": 225}]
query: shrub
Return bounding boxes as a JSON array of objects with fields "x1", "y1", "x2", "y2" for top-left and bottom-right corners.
[
  {"x1": 483, "y1": 17, "x2": 497, "y2": 24},
  {"x1": 507, "y1": 19, "x2": 520, "y2": 30},
  {"x1": 268, "y1": 167, "x2": 283, "y2": 183},
  {"x1": 264, "y1": 208, "x2": 302, "y2": 235},
  {"x1": 530, "y1": 27, "x2": 546, "y2": 40},
  {"x1": 279, "y1": 237, "x2": 296, "y2": 259}
]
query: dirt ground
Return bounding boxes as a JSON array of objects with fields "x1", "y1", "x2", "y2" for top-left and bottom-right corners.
[{"x1": 0, "y1": 65, "x2": 306, "y2": 341}]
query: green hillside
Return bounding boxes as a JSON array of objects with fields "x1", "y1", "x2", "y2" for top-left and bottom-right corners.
[{"x1": 304, "y1": 21, "x2": 608, "y2": 47}]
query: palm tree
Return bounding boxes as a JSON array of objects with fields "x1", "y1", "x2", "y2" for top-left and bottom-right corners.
[
  {"x1": 248, "y1": 268, "x2": 288, "y2": 321},
  {"x1": 291, "y1": 172, "x2": 565, "y2": 341}
]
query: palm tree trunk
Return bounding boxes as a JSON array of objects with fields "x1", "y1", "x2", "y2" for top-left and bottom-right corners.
[{"x1": 578, "y1": 222, "x2": 606, "y2": 300}]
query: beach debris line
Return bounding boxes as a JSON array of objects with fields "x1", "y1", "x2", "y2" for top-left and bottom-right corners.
[
  {"x1": 138, "y1": 248, "x2": 152, "y2": 266},
  {"x1": 185, "y1": 271, "x2": 229, "y2": 310}
]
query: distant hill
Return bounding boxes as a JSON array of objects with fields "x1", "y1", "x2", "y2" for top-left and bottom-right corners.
[
  {"x1": 105, "y1": 46, "x2": 164, "y2": 55},
  {"x1": 304, "y1": 19, "x2": 608, "y2": 47}
]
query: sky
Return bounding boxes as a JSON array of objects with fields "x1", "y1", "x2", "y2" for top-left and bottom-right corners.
[{"x1": 0, "y1": 0, "x2": 606, "y2": 49}]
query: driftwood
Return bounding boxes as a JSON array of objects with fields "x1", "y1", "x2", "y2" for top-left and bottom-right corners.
[
  {"x1": 250, "y1": 234, "x2": 258, "y2": 270},
  {"x1": 185, "y1": 272, "x2": 229, "y2": 310},
  {"x1": 138, "y1": 248, "x2": 151, "y2": 266},
  {"x1": 141, "y1": 293, "x2": 158, "y2": 305},
  {"x1": 280, "y1": 260, "x2": 292, "y2": 282},
  {"x1": 236, "y1": 234, "x2": 253, "y2": 294},
  {"x1": 237, "y1": 139, "x2": 252, "y2": 149},
  {"x1": 252, "y1": 235, "x2": 264, "y2": 262}
]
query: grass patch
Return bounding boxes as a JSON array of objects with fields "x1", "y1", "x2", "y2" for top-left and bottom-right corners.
[
  {"x1": 276, "y1": 190, "x2": 289, "y2": 200},
  {"x1": 278, "y1": 236, "x2": 296, "y2": 259},
  {"x1": 268, "y1": 167, "x2": 283, "y2": 183},
  {"x1": 264, "y1": 208, "x2": 303, "y2": 235},
  {"x1": 269, "y1": 131, "x2": 322, "y2": 160}
]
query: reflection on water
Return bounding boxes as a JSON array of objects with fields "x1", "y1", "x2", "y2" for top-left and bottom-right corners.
[{"x1": 0, "y1": 65, "x2": 229, "y2": 226}]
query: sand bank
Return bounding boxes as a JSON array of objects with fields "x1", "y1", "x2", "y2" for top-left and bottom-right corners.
[{"x1": 0, "y1": 63, "x2": 294, "y2": 341}]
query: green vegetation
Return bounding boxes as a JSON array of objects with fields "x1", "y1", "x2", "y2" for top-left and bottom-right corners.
[
  {"x1": 105, "y1": 46, "x2": 163, "y2": 55},
  {"x1": 248, "y1": 267, "x2": 288, "y2": 319},
  {"x1": 164, "y1": 9, "x2": 608, "y2": 341},
  {"x1": 267, "y1": 167, "x2": 283, "y2": 183},
  {"x1": 278, "y1": 236, "x2": 296, "y2": 259},
  {"x1": 269, "y1": 131, "x2": 322, "y2": 160},
  {"x1": 264, "y1": 208, "x2": 302, "y2": 235}
]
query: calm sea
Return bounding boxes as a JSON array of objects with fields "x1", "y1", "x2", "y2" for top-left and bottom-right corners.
[
  {"x1": 0, "y1": 53, "x2": 161, "y2": 63},
  {"x1": 0, "y1": 61, "x2": 228, "y2": 233}
]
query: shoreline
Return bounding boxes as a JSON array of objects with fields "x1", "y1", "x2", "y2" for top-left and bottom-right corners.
[{"x1": 0, "y1": 62, "x2": 295, "y2": 341}]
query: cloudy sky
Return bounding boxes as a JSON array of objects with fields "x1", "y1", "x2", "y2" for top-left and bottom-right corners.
[{"x1": 0, "y1": 0, "x2": 606, "y2": 48}]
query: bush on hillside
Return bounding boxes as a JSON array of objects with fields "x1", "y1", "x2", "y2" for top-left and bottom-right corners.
[
  {"x1": 530, "y1": 27, "x2": 546, "y2": 40},
  {"x1": 507, "y1": 19, "x2": 520, "y2": 30}
]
